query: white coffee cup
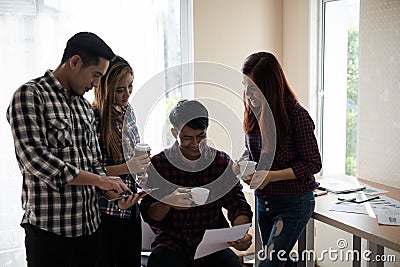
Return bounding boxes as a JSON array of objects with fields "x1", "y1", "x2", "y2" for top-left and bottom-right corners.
[
  {"x1": 134, "y1": 143, "x2": 151, "y2": 183},
  {"x1": 238, "y1": 160, "x2": 257, "y2": 177},
  {"x1": 190, "y1": 187, "x2": 210, "y2": 205},
  {"x1": 135, "y1": 143, "x2": 151, "y2": 157}
]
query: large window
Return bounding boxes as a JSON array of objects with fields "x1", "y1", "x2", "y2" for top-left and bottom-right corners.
[
  {"x1": 317, "y1": 0, "x2": 360, "y2": 176},
  {"x1": 0, "y1": 1, "x2": 192, "y2": 265}
]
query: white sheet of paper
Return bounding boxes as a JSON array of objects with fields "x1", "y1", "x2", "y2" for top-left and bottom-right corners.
[{"x1": 194, "y1": 223, "x2": 251, "y2": 259}]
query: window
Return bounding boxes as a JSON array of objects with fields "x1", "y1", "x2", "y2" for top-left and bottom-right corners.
[
  {"x1": 0, "y1": 1, "x2": 192, "y2": 265},
  {"x1": 316, "y1": 0, "x2": 360, "y2": 176}
]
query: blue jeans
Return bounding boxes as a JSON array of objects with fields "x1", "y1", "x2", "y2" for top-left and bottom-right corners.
[{"x1": 257, "y1": 192, "x2": 315, "y2": 267}]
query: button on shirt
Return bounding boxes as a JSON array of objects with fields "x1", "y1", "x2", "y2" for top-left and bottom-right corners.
[
  {"x1": 140, "y1": 143, "x2": 253, "y2": 260},
  {"x1": 246, "y1": 95, "x2": 322, "y2": 196},
  {"x1": 7, "y1": 70, "x2": 106, "y2": 237}
]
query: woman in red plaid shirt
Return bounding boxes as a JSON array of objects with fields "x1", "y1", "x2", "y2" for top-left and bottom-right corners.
[{"x1": 240, "y1": 52, "x2": 322, "y2": 266}]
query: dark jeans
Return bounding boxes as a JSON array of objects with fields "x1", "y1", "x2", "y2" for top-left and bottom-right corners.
[
  {"x1": 24, "y1": 223, "x2": 99, "y2": 267},
  {"x1": 96, "y1": 213, "x2": 142, "y2": 267},
  {"x1": 147, "y1": 247, "x2": 243, "y2": 267},
  {"x1": 257, "y1": 192, "x2": 315, "y2": 267}
]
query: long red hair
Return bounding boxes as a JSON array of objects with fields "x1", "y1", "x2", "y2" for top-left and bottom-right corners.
[{"x1": 242, "y1": 52, "x2": 297, "y2": 144}]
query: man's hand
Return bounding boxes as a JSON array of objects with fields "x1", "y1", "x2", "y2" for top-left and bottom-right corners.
[
  {"x1": 148, "y1": 188, "x2": 192, "y2": 221},
  {"x1": 228, "y1": 233, "x2": 252, "y2": 251},
  {"x1": 162, "y1": 188, "x2": 192, "y2": 210},
  {"x1": 97, "y1": 176, "x2": 131, "y2": 195}
]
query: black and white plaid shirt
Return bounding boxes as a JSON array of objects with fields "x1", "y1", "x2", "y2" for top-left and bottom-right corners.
[{"x1": 7, "y1": 70, "x2": 107, "y2": 237}]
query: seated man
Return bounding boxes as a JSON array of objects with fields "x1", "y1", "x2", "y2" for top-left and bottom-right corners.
[{"x1": 140, "y1": 99, "x2": 253, "y2": 267}]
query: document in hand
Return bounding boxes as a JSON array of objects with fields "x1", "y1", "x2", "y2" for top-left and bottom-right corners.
[{"x1": 194, "y1": 223, "x2": 251, "y2": 259}]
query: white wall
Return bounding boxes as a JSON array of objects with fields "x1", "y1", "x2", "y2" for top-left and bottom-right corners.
[
  {"x1": 283, "y1": 0, "x2": 310, "y2": 108},
  {"x1": 193, "y1": 1, "x2": 400, "y2": 267},
  {"x1": 193, "y1": 0, "x2": 313, "y2": 159},
  {"x1": 357, "y1": 0, "x2": 400, "y2": 189}
]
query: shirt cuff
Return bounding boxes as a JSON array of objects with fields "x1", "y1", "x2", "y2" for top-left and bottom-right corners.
[
  {"x1": 292, "y1": 162, "x2": 308, "y2": 180},
  {"x1": 52, "y1": 163, "x2": 79, "y2": 189}
]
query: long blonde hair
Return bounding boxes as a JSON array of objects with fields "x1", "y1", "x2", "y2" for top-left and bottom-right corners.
[{"x1": 93, "y1": 56, "x2": 133, "y2": 162}]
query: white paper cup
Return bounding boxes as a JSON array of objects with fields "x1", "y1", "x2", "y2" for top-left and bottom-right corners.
[
  {"x1": 190, "y1": 187, "x2": 210, "y2": 205},
  {"x1": 238, "y1": 160, "x2": 257, "y2": 177}
]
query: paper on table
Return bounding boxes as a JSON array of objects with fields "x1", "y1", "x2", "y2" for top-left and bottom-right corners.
[
  {"x1": 330, "y1": 195, "x2": 400, "y2": 220},
  {"x1": 375, "y1": 207, "x2": 400, "y2": 226},
  {"x1": 194, "y1": 223, "x2": 251, "y2": 259}
]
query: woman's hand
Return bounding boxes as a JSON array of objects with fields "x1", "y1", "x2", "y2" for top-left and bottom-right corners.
[
  {"x1": 232, "y1": 157, "x2": 249, "y2": 176},
  {"x1": 135, "y1": 173, "x2": 148, "y2": 188},
  {"x1": 117, "y1": 193, "x2": 147, "y2": 209},
  {"x1": 126, "y1": 154, "x2": 151, "y2": 175}
]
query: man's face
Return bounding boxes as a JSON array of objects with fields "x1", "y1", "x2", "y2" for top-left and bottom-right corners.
[
  {"x1": 70, "y1": 56, "x2": 109, "y2": 96},
  {"x1": 172, "y1": 125, "x2": 207, "y2": 160}
]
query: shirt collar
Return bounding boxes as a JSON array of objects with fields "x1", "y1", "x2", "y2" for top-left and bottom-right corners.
[
  {"x1": 46, "y1": 70, "x2": 64, "y2": 93},
  {"x1": 164, "y1": 141, "x2": 216, "y2": 171}
]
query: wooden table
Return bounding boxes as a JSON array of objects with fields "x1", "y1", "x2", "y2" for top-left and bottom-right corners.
[{"x1": 298, "y1": 176, "x2": 400, "y2": 267}]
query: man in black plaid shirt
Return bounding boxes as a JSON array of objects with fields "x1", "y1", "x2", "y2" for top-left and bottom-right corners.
[{"x1": 7, "y1": 32, "x2": 131, "y2": 267}]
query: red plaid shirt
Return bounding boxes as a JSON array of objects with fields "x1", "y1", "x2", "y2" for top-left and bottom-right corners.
[
  {"x1": 140, "y1": 142, "x2": 252, "y2": 262},
  {"x1": 246, "y1": 95, "x2": 322, "y2": 196}
]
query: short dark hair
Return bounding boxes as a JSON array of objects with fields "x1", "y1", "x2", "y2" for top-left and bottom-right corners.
[
  {"x1": 61, "y1": 32, "x2": 115, "y2": 67},
  {"x1": 169, "y1": 99, "x2": 209, "y2": 131}
]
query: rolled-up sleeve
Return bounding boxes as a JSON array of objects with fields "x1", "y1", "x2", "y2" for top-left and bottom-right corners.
[
  {"x1": 291, "y1": 109, "x2": 322, "y2": 180},
  {"x1": 222, "y1": 180, "x2": 253, "y2": 224},
  {"x1": 8, "y1": 86, "x2": 78, "y2": 189}
]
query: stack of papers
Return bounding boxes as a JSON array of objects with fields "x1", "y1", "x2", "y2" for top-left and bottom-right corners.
[
  {"x1": 317, "y1": 176, "x2": 365, "y2": 193},
  {"x1": 330, "y1": 195, "x2": 400, "y2": 226}
]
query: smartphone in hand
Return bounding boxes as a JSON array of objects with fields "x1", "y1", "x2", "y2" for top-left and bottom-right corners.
[{"x1": 108, "y1": 191, "x2": 133, "y2": 202}]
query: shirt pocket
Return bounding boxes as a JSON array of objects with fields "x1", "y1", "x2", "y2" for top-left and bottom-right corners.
[
  {"x1": 46, "y1": 118, "x2": 72, "y2": 148},
  {"x1": 82, "y1": 119, "x2": 95, "y2": 146}
]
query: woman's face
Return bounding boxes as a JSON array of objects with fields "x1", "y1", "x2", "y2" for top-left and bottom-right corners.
[
  {"x1": 113, "y1": 73, "x2": 133, "y2": 107},
  {"x1": 244, "y1": 74, "x2": 262, "y2": 109}
]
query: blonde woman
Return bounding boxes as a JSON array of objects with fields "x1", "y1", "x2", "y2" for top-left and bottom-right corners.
[{"x1": 93, "y1": 56, "x2": 150, "y2": 267}]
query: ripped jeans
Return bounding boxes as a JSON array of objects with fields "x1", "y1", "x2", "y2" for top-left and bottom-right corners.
[{"x1": 257, "y1": 192, "x2": 315, "y2": 267}]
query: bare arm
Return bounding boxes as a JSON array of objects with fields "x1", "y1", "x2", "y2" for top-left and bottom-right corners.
[
  {"x1": 247, "y1": 168, "x2": 297, "y2": 189},
  {"x1": 232, "y1": 215, "x2": 251, "y2": 226},
  {"x1": 104, "y1": 163, "x2": 128, "y2": 176},
  {"x1": 267, "y1": 168, "x2": 296, "y2": 182},
  {"x1": 67, "y1": 169, "x2": 131, "y2": 194},
  {"x1": 104, "y1": 154, "x2": 150, "y2": 176}
]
